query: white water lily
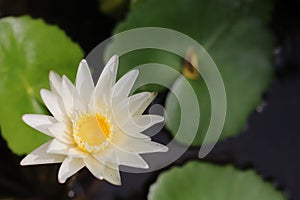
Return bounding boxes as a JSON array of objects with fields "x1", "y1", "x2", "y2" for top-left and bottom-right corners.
[{"x1": 21, "y1": 55, "x2": 168, "y2": 185}]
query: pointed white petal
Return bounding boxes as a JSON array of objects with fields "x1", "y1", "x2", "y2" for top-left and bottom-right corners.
[
  {"x1": 103, "y1": 163, "x2": 121, "y2": 186},
  {"x1": 95, "y1": 76, "x2": 111, "y2": 103},
  {"x1": 94, "y1": 55, "x2": 119, "y2": 106},
  {"x1": 40, "y1": 89, "x2": 67, "y2": 122},
  {"x1": 128, "y1": 92, "x2": 156, "y2": 115},
  {"x1": 49, "y1": 71, "x2": 62, "y2": 95},
  {"x1": 114, "y1": 127, "x2": 150, "y2": 140},
  {"x1": 47, "y1": 139, "x2": 87, "y2": 158},
  {"x1": 100, "y1": 55, "x2": 118, "y2": 84},
  {"x1": 20, "y1": 141, "x2": 65, "y2": 166},
  {"x1": 93, "y1": 145, "x2": 118, "y2": 164},
  {"x1": 112, "y1": 93, "x2": 158, "y2": 130},
  {"x1": 87, "y1": 88, "x2": 95, "y2": 113},
  {"x1": 110, "y1": 99, "x2": 131, "y2": 130},
  {"x1": 126, "y1": 139, "x2": 168, "y2": 154},
  {"x1": 76, "y1": 60, "x2": 94, "y2": 105},
  {"x1": 47, "y1": 138, "x2": 73, "y2": 155},
  {"x1": 121, "y1": 115, "x2": 164, "y2": 133},
  {"x1": 92, "y1": 56, "x2": 119, "y2": 113},
  {"x1": 112, "y1": 102, "x2": 162, "y2": 138},
  {"x1": 120, "y1": 130, "x2": 150, "y2": 140},
  {"x1": 58, "y1": 157, "x2": 85, "y2": 183},
  {"x1": 61, "y1": 75, "x2": 74, "y2": 117},
  {"x1": 133, "y1": 114, "x2": 164, "y2": 129},
  {"x1": 73, "y1": 88, "x2": 87, "y2": 115},
  {"x1": 68, "y1": 147, "x2": 88, "y2": 158},
  {"x1": 48, "y1": 122, "x2": 73, "y2": 145},
  {"x1": 115, "y1": 149, "x2": 148, "y2": 169},
  {"x1": 84, "y1": 156, "x2": 105, "y2": 180},
  {"x1": 22, "y1": 114, "x2": 57, "y2": 137},
  {"x1": 113, "y1": 70, "x2": 139, "y2": 101},
  {"x1": 113, "y1": 133, "x2": 168, "y2": 154},
  {"x1": 93, "y1": 71, "x2": 112, "y2": 111},
  {"x1": 59, "y1": 69, "x2": 88, "y2": 117}
]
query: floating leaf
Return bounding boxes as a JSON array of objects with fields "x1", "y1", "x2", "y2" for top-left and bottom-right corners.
[
  {"x1": 166, "y1": 15, "x2": 274, "y2": 145},
  {"x1": 148, "y1": 161, "x2": 286, "y2": 200},
  {"x1": 106, "y1": 0, "x2": 274, "y2": 146},
  {"x1": 130, "y1": 0, "x2": 145, "y2": 9},
  {"x1": 0, "y1": 16, "x2": 84, "y2": 155}
]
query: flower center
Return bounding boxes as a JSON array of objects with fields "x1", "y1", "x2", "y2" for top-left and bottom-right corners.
[{"x1": 73, "y1": 114, "x2": 112, "y2": 153}]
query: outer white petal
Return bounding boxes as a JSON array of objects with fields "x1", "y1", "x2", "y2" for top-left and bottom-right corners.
[
  {"x1": 91, "y1": 55, "x2": 119, "y2": 113},
  {"x1": 121, "y1": 114, "x2": 164, "y2": 133},
  {"x1": 88, "y1": 89, "x2": 95, "y2": 113},
  {"x1": 115, "y1": 148, "x2": 148, "y2": 169},
  {"x1": 113, "y1": 133, "x2": 168, "y2": 154},
  {"x1": 40, "y1": 89, "x2": 67, "y2": 122},
  {"x1": 128, "y1": 92, "x2": 157, "y2": 115},
  {"x1": 73, "y1": 87, "x2": 87, "y2": 115},
  {"x1": 48, "y1": 122, "x2": 73, "y2": 145},
  {"x1": 93, "y1": 145, "x2": 118, "y2": 164},
  {"x1": 47, "y1": 138, "x2": 73, "y2": 155},
  {"x1": 68, "y1": 147, "x2": 89, "y2": 158},
  {"x1": 87, "y1": 147, "x2": 121, "y2": 185},
  {"x1": 84, "y1": 155, "x2": 105, "y2": 180},
  {"x1": 22, "y1": 114, "x2": 57, "y2": 137},
  {"x1": 61, "y1": 75, "x2": 74, "y2": 117},
  {"x1": 112, "y1": 92, "x2": 157, "y2": 124},
  {"x1": 20, "y1": 140, "x2": 65, "y2": 166},
  {"x1": 54, "y1": 75, "x2": 86, "y2": 116},
  {"x1": 110, "y1": 96, "x2": 129, "y2": 127},
  {"x1": 113, "y1": 126, "x2": 150, "y2": 140},
  {"x1": 58, "y1": 157, "x2": 85, "y2": 183},
  {"x1": 113, "y1": 70, "x2": 139, "y2": 101},
  {"x1": 118, "y1": 129, "x2": 150, "y2": 140},
  {"x1": 47, "y1": 139, "x2": 87, "y2": 158},
  {"x1": 100, "y1": 55, "x2": 119, "y2": 84},
  {"x1": 103, "y1": 163, "x2": 121, "y2": 186},
  {"x1": 76, "y1": 60, "x2": 94, "y2": 105},
  {"x1": 49, "y1": 71, "x2": 62, "y2": 95},
  {"x1": 93, "y1": 71, "x2": 112, "y2": 111}
]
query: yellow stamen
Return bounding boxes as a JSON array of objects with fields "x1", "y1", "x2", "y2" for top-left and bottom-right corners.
[{"x1": 73, "y1": 114, "x2": 112, "y2": 153}]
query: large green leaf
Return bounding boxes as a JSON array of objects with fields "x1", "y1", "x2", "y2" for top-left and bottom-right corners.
[
  {"x1": 106, "y1": 0, "x2": 274, "y2": 146},
  {"x1": 166, "y1": 15, "x2": 274, "y2": 146},
  {"x1": 0, "y1": 16, "x2": 84, "y2": 155},
  {"x1": 148, "y1": 161, "x2": 286, "y2": 200},
  {"x1": 107, "y1": 0, "x2": 239, "y2": 92}
]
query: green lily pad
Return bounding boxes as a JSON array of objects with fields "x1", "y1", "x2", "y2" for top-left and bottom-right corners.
[
  {"x1": 0, "y1": 16, "x2": 83, "y2": 155},
  {"x1": 106, "y1": 0, "x2": 274, "y2": 146},
  {"x1": 148, "y1": 161, "x2": 286, "y2": 200},
  {"x1": 166, "y1": 15, "x2": 274, "y2": 146},
  {"x1": 130, "y1": 0, "x2": 145, "y2": 9}
]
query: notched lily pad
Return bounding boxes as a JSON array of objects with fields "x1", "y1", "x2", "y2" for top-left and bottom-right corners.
[
  {"x1": 148, "y1": 161, "x2": 286, "y2": 200},
  {"x1": 0, "y1": 16, "x2": 83, "y2": 155}
]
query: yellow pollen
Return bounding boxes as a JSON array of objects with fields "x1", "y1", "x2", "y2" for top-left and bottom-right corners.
[{"x1": 73, "y1": 114, "x2": 112, "y2": 153}]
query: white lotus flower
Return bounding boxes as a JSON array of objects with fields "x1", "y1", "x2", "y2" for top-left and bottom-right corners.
[{"x1": 21, "y1": 55, "x2": 168, "y2": 185}]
